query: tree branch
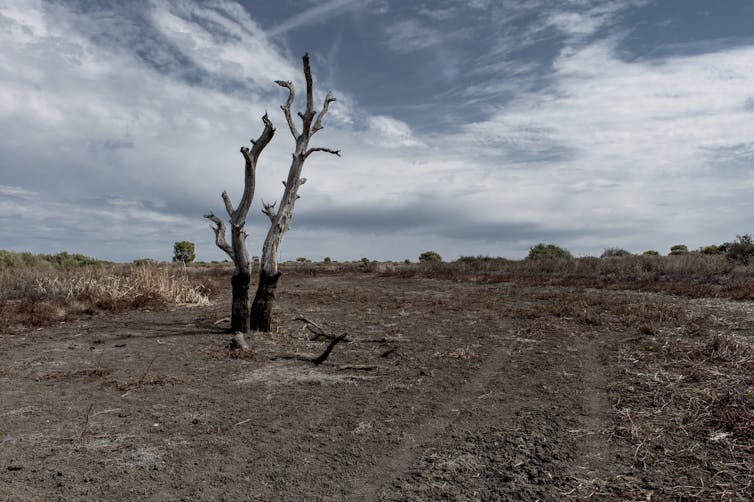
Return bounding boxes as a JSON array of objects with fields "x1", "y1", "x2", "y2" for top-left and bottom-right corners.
[
  {"x1": 204, "y1": 213, "x2": 234, "y2": 260},
  {"x1": 262, "y1": 200, "x2": 277, "y2": 221},
  {"x1": 302, "y1": 53, "x2": 316, "y2": 133},
  {"x1": 236, "y1": 113, "x2": 275, "y2": 222},
  {"x1": 275, "y1": 80, "x2": 299, "y2": 139},
  {"x1": 312, "y1": 92, "x2": 336, "y2": 134},
  {"x1": 305, "y1": 147, "x2": 341, "y2": 159},
  {"x1": 221, "y1": 191, "x2": 235, "y2": 219}
]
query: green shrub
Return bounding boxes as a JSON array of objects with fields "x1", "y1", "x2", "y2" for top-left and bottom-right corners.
[
  {"x1": 725, "y1": 234, "x2": 754, "y2": 264},
  {"x1": 419, "y1": 251, "x2": 442, "y2": 263},
  {"x1": 0, "y1": 250, "x2": 101, "y2": 268},
  {"x1": 133, "y1": 258, "x2": 156, "y2": 266},
  {"x1": 642, "y1": 250, "x2": 659, "y2": 256},
  {"x1": 296, "y1": 257, "x2": 310, "y2": 263},
  {"x1": 323, "y1": 257, "x2": 332, "y2": 263},
  {"x1": 601, "y1": 248, "x2": 631, "y2": 258},
  {"x1": 527, "y1": 244, "x2": 572, "y2": 260},
  {"x1": 699, "y1": 245, "x2": 722, "y2": 255},
  {"x1": 172, "y1": 241, "x2": 196, "y2": 264},
  {"x1": 669, "y1": 244, "x2": 689, "y2": 256}
]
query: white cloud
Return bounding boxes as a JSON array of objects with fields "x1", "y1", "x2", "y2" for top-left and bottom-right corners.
[
  {"x1": 446, "y1": 37, "x2": 754, "y2": 251},
  {"x1": 268, "y1": 0, "x2": 367, "y2": 36},
  {"x1": 365, "y1": 116, "x2": 426, "y2": 148}
]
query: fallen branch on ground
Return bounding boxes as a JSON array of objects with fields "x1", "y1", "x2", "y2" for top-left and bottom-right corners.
[{"x1": 294, "y1": 315, "x2": 350, "y2": 342}]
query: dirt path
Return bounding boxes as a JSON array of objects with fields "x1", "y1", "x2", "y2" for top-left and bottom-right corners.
[{"x1": 1, "y1": 273, "x2": 751, "y2": 500}]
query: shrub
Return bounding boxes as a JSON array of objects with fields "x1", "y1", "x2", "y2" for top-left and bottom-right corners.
[
  {"x1": 642, "y1": 250, "x2": 659, "y2": 256},
  {"x1": 173, "y1": 241, "x2": 196, "y2": 264},
  {"x1": 0, "y1": 250, "x2": 101, "y2": 268},
  {"x1": 43, "y1": 251, "x2": 101, "y2": 268},
  {"x1": 669, "y1": 244, "x2": 689, "y2": 256},
  {"x1": 725, "y1": 234, "x2": 754, "y2": 264},
  {"x1": 323, "y1": 257, "x2": 332, "y2": 263},
  {"x1": 699, "y1": 245, "x2": 722, "y2": 255},
  {"x1": 419, "y1": 251, "x2": 442, "y2": 263},
  {"x1": 296, "y1": 257, "x2": 310, "y2": 263},
  {"x1": 133, "y1": 258, "x2": 156, "y2": 266},
  {"x1": 601, "y1": 248, "x2": 631, "y2": 258},
  {"x1": 527, "y1": 244, "x2": 572, "y2": 260}
]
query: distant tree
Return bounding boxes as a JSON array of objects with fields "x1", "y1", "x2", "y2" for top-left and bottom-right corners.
[
  {"x1": 725, "y1": 234, "x2": 754, "y2": 264},
  {"x1": 527, "y1": 243, "x2": 572, "y2": 260},
  {"x1": 419, "y1": 251, "x2": 442, "y2": 263},
  {"x1": 172, "y1": 241, "x2": 196, "y2": 264},
  {"x1": 669, "y1": 244, "x2": 689, "y2": 256},
  {"x1": 323, "y1": 256, "x2": 332, "y2": 263},
  {"x1": 642, "y1": 250, "x2": 659, "y2": 256},
  {"x1": 600, "y1": 248, "x2": 631, "y2": 258}
]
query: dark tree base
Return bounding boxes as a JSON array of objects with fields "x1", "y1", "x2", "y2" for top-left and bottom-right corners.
[
  {"x1": 250, "y1": 270, "x2": 281, "y2": 332},
  {"x1": 230, "y1": 271, "x2": 251, "y2": 333}
]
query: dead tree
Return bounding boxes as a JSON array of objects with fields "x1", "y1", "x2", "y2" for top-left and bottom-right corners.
[
  {"x1": 250, "y1": 53, "x2": 340, "y2": 331},
  {"x1": 205, "y1": 115, "x2": 275, "y2": 333}
]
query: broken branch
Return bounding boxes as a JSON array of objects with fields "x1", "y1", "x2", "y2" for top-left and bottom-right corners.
[
  {"x1": 221, "y1": 191, "x2": 235, "y2": 219},
  {"x1": 275, "y1": 80, "x2": 299, "y2": 139},
  {"x1": 312, "y1": 91, "x2": 336, "y2": 133},
  {"x1": 204, "y1": 213, "x2": 234, "y2": 259},
  {"x1": 305, "y1": 147, "x2": 341, "y2": 159}
]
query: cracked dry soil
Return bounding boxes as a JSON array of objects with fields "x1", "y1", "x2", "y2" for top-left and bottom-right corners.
[{"x1": 1, "y1": 273, "x2": 753, "y2": 500}]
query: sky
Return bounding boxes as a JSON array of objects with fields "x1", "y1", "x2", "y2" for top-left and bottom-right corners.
[{"x1": 2, "y1": 0, "x2": 754, "y2": 262}]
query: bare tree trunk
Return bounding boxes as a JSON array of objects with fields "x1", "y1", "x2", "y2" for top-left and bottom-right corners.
[
  {"x1": 249, "y1": 270, "x2": 280, "y2": 332},
  {"x1": 250, "y1": 53, "x2": 339, "y2": 331},
  {"x1": 206, "y1": 115, "x2": 275, "y2": 333},
  {"x1": 230, "y1": 269, "x2": 251, "y2": 332}
]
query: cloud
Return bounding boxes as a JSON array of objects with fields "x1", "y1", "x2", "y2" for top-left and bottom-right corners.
[
  {"x1": 267, "y1": 0, "x2": 367, "y2": 36},
  {"x1": 444, "y1": 36, "x2": 754, "y2": 252},
  {"x1": 383, "y1": 19, "x2": 445, "y2": 53},
  {"x1": 364, "y1": 116, "x2": 425, "y2": 148}
]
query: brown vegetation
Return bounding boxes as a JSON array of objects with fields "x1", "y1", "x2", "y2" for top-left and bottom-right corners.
[{"x1": 0, "y1": 263, "x2": 221, "y2": 333}]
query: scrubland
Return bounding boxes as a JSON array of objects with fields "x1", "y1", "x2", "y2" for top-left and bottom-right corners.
[{"x1": 1, "y1": 253, "x2": 752, "y2": 499}]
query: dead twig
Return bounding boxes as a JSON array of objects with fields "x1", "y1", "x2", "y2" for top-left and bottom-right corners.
[
  {"x1": 311, "y1": 334, "x2": 347, "y2": 365},
  {"x1": 79, "y1": 404, "x2": 95, "y2": 442},
  {"x1": 139, "y1": 355, "x2": 158, "y2": 385},
  {"x1": 294, "y1": 315, "x2": 349, "y2": 342},
  {"x1": 270, "y1": 333, "x2": 348, "y2": 365}
]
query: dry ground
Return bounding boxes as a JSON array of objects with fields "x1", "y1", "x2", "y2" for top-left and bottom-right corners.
[{"x1": 1, "y1": 272, "x2": 753, "y2": 500}]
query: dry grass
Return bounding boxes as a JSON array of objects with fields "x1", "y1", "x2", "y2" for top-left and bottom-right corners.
[
  {"x1": 0, "y1": 263, "x2": 219, "y2": 332},
  {"x1": 372, "y1": 254, "x2": 754, "y2": 300},
  {"x1": 503, "y1": 286, "x2": 754, "y2": 499}
]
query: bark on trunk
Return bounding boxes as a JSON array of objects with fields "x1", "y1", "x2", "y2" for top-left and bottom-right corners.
[
  {"x1": 250, "y1": 270, "x2": 281, "y2": 332},
  {"x1": 230, "y1": 270, "x2": 251, "y2": 333}
]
